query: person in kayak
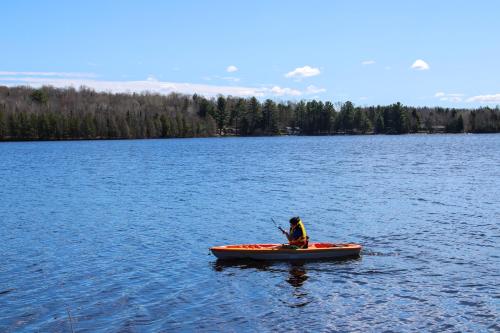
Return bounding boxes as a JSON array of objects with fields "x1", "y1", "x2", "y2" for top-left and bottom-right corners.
[{"x1": 281, "y1": 216, "x2": 308, "y2": 248}]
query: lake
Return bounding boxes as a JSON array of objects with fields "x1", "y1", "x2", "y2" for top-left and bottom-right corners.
[{"x1": 0, "y1": 135, "x2": 499, "y2": 332}]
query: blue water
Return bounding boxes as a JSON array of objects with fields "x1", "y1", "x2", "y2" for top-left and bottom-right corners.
[{"x1": 0, "y1": 135, "x2": 499, "y2": 332}]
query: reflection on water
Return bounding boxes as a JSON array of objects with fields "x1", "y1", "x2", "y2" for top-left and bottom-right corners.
[
  {"x1": 213, "y1": 260, "x2": 309, "y2": 288},
  {"x1": 286, "y1": 264, "x2": 308, "y2": 288},
  {"x1": 213, "y1": 259, "x2": 272, "y2": 272},
  {"x1": 285, "y1": 264, "x2": 310, "y2": 308},
  {"x1": 212, "y1": 257, "x2": 365, "y2": 310},
  {"x1": 213, "y1": 260, "x2": 311, "y2": 307}
]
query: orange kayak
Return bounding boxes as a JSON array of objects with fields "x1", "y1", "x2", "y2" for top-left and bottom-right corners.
[{"x1": 210, "y1": 242, "x2": 361, "y2": 260}]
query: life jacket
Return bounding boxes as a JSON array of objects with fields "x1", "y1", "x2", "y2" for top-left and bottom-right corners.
[{"x1": 289, "y1": 219, "x2": 308, "y2": 248}]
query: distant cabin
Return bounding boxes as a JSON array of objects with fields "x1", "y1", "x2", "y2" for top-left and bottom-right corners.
[
  {"x1": 285, "y1": 127, "x2": 301, "y2": 135},
  {"x1": 431, "y1": 125, "x2": 446, "y2": 133},
  {"x1": 224, "y1": 128, "x2": 239, "y2": 135}
]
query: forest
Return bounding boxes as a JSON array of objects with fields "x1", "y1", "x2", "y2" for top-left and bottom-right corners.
[{"x1": 0, "y1": 85, "x2": 499, "y2": 141}]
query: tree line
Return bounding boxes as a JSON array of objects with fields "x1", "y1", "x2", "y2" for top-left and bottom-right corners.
[{"x1": 0, "y1": 85, "x2": 499, "y2": 141}]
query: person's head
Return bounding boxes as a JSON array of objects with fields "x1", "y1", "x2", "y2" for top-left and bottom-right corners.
[{"x1": 289, "y1": 216, "x2": 300, "y2": 225}]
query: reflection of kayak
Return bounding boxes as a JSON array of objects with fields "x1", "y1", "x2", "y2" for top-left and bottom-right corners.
[{"x1": 210, "y1": 243, "x2": 361, "y2": 260}]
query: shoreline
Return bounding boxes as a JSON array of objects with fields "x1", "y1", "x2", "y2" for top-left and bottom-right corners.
[{"x1": 1, "y1": 131, "x2": 496, "y2": 143}]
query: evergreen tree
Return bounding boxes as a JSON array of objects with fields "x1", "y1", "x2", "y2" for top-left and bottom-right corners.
[
  {"x1": 244, "y1": 97, "x2": 261, "y2": 135},
  {"x1": 0, "y1": 107, "x2": 5, "y2": 138},
  {"x1": 213, "y1": 96, "x2": 227, "y2": 135},
  {"x1": 160, "y1": 115, "x2": 170, "y2": 137},
  {"x1": 230, "y1": 98, "x2": 245, "y2": 134},
  {"x1": 388, "y1": 102, "x2": 410, "y2": 134},
  {"x1": 338, "y1": 101, "x2": 355, "y2": 132},
  {"x1": 295, "y1": 101, "x2": 306, "y2": 132},
  {"x1": 374, "y1": 110, "x2": 385, "y2": 133},
  {"x1": 411, "y1": 109, "x2": 420, "y2": 132},
  {"x1": 262, "y1": 99, "x2": 278, "y2": 133},
  {"x1": 322, "y1": 101, "x2": 335, "y2": 133},
  {"x1": 469, "y1": 111, "x2": 476, "y2": 132},
  {"x1": 354, "y1": 109, "x2": 371, "y2": 133},
  {"x1": 31, "y1": 89, "x2": 49, "y2": 104},
  {"x1": 456, "y1": 114, "x2": 464, "y2": 132}
]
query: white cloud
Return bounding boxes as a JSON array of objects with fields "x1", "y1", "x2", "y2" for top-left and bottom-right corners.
[
  {"x1": 226, "y1": 65, "x2": 238, "y2": 73},
  {"x1": 285, "y1": 65, "x2": 321, "y2": 79},
  {"x1": 0, "y1": 75, "x2": 314, "y2": 98},
  {"x1": 361, "y1": 60, "x2": 375, "y2": 65},
  {"x1": 146, "y1": 75, "x2": 158, "y2": 82},
  {"x1": 222, "y1": 76, "x2": 240, "y2": 82},
  {"x1": 270, "y1": 86, "x2": 302, "y2": 96},
  {"x1": 434, "y1": 92, "x2": 463, "y2": 102},
  {"x1": 305, "y1": 85, "x2": 326, "y2": 94},
  {"x1": 411, "y1": 59, "x2": 430, "y2": 71},
  {"x1": 213, "y1": 75, "x2": 240, "y2": 83},
  {"x1": 435, "y1": 91, "x2": 500, "y2": 103},
  {"x1": 0, "y1": 71, "x2": 97, "y2": 78},
  {"x1": 445, "y1": 96, "x2": 463, "y2": 102},
  {"x1": 466, "y1": 93, "x2": 500, "y2": 103}
]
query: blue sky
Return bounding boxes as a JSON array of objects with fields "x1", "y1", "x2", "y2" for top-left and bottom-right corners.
[{"x1": 1, "y1": 1, "x2": 499, "y2": 107}]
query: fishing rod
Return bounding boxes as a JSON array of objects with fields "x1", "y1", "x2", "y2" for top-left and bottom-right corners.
[{"x1": 271, "y1": 218, "x2": 286, "y2": 234}]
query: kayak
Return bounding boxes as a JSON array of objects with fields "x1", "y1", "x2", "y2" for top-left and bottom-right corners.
[{"x1": 210, "y1": 242, "x2": 361, "y2": 261}]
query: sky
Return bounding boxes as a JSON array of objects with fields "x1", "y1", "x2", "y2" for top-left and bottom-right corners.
[{"x1": 1, "y1": 1, "x2": 499, "y2": 107}]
